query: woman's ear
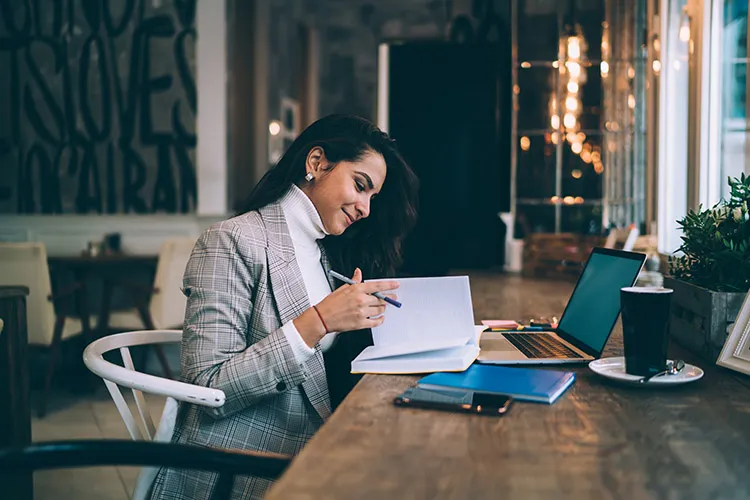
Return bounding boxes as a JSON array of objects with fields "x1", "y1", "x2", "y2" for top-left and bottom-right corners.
[{"x1": 306, "y1": 146, "x2": 327, "y2": 175}]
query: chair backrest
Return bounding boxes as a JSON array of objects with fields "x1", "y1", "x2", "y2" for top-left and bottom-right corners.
[
  {"x1": 149, "y1": 237, "x2": 197, "y2": 329},
  {"x1": 0, "y1": 439, "x2": 291, "y2": 500},
  {"x1": 0, "y1": 243, "x2": 56, "y2": 345},
  {"x1": 83, "y1": 330, "x2": 225, "y2": 441},
  {"x1": 604, "y1": 226, "x2": 640, "y2": 252}
]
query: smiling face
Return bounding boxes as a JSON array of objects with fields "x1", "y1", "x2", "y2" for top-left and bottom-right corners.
[{"x1": 299, "y1": 147, "x2": 387, "y2": 235}]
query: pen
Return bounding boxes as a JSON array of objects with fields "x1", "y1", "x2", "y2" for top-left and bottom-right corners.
[
  {"x1": 488, "y1": 326, "x2": 545, "y2": 332},
  {"x1": 328, "y1": 270, "x2": 402, "y2": 308}
]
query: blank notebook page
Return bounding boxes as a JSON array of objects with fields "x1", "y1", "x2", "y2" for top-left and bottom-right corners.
[{"x1": 367, "y1": 276, "x2": 476, "y2": 347}]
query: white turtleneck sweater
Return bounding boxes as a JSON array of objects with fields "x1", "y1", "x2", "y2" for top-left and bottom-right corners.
[{"x1": 278, "y1": 184, "x2": 338, "y2": 363}]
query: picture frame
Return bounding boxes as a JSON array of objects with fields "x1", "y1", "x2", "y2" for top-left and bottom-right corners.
[{"x1": 717, "y1": 291, "x2": 750, "y2": 375}]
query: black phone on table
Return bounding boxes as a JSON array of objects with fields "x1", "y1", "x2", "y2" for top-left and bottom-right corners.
[{"x1": 393, "y1": 386, "x2": 512, "y2": 416}]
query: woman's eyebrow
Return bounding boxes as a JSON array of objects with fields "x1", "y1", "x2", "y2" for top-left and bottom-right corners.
[{"x1": 354, "y1": 171, "x2": 374, "y2": 190}]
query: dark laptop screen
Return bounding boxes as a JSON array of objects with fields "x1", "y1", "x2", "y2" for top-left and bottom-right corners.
[{"x1": 557, "y1": 249, "x2": 645, "y2": 355}]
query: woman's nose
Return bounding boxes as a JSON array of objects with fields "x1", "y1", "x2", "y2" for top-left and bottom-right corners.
[{"x1": 356, "y1": 198, "x2": 371, "y2": 219}]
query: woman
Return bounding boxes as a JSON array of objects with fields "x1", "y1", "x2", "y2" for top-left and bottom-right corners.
[{"x1": 149, "y1": 114, "x2": 419, "y2": 499}]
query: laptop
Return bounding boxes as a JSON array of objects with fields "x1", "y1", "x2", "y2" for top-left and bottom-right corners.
[{"x1": 477, "y1": 247, "x2": 647, "y2": 365}]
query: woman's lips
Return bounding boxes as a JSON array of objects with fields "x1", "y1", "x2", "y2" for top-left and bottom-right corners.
[{"x1": 342, "y1": 209, "x2": 354, "y2": 225}]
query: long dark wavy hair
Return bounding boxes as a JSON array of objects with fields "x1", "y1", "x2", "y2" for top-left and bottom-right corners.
[{"x1": 239, "y1": 114, "x2": 419, "y2": 278}]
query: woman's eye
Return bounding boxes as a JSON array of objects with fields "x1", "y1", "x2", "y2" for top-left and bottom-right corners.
[{"x1": 355, "y1": 181, "x2": 365, "y2": 192}]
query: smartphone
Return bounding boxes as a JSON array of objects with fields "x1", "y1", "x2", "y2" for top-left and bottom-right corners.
[{"x1": 393, "y1": 386, "x2": 512, "y2": 416}]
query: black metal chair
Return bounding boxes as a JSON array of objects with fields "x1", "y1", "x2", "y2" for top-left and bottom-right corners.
[{"x1": 0, "y1": 439, "x2": 292, "y2": 500}]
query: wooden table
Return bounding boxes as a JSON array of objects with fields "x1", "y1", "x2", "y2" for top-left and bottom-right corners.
[
  {"x1": 0, "y1": 286, "x2": 32, "y2": 500},
  {"x1": 266, "y1": 274, "x2": 750, "y2": 500},
  {"x1": 47, "y1": 254, "x2": 172, "y2": 377}
]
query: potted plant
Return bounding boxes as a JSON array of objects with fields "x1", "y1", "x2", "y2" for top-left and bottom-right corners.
[{"x1": 665, "y1": 174, "x2": 750, "y2": 362}]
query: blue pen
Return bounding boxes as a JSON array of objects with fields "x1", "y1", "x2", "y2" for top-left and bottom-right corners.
[{"x1": 328, "y1": 270, "x2": 402, "y2": 308}]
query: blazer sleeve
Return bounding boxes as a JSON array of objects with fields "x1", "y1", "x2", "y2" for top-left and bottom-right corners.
[{"x1": 179, "y1": 222, "x2": 310, "y2": 419}]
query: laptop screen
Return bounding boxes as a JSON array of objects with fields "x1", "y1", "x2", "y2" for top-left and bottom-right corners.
[{"x1": 557, "y1": 249, "x2": 646, "y2": 355}]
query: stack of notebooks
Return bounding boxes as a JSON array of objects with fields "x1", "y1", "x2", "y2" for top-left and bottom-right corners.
[{"x1": 417, "y1": 363, "x2": 576, "y2": 404}]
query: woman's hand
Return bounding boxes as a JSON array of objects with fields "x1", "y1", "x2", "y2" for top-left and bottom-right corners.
[
  {"x1": 315, "y1": 268, "x2": 399, "y2": 332},
  {"x1": 294, "y1": 268, "x2": 399, "y2": 348}
]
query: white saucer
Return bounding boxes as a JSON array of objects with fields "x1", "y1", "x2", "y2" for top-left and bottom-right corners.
[{"x1": 588, "y1": 357, "x2": 704, "y2": 386}]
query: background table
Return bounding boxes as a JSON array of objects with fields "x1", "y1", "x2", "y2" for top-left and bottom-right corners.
[
  {"x1": 266, "y1": 274, "x2": 750, "y2": 500},
  {"x1": 47, "y1": 254, "x2": 172, "y2": 377},
  {"x1": 0, "y1": 286, "x2": 32, "y2": 500}
]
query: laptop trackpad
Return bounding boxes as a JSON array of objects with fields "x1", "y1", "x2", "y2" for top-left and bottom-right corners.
[
  {"x1": 480, "y1": 337, "x2": 517, "y2": 352},
  {"x1": 478, "y1": 333, "x2": 528, "y2": 361}
]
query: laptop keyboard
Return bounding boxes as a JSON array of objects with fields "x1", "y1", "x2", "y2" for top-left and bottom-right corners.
[{"x1": 503, "y1": 333, "x2": 584, "y2": 359}]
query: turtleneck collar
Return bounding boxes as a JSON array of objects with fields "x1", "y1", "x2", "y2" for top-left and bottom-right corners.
[{"x1": 279, "y1": 184, "x2": 328, "y2": 247}]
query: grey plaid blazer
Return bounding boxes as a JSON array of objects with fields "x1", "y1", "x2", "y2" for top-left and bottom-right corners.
[{"x1": 149, "y1": 200, "x2": 336, "y2": 499}]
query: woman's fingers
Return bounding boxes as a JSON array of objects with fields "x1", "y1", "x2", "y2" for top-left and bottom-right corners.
[
  {"x1": 351, "y1": 267, "x2": 363, "y2": 284},
  {"x1": 364, "y1": 315, "x2": 386, "y2": 328},
  {"x1": 367, "y1": 304, "x2": 386, "y2": 316},
  {"x1": 359, "y1": 280, "x2": 399, "y2": 294}
]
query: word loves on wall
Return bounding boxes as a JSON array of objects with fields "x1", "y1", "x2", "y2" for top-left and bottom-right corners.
[{"x1": 0, "y1": 0, "x2": 197, "y2": 214}]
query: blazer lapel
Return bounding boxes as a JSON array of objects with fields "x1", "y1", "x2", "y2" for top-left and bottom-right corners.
[
  {"x1": 318, "y1": 242, "x2": 339, "y2": 291},
  {"x1": 259, "y1": 202, "x2": 332, "y2": 421}
]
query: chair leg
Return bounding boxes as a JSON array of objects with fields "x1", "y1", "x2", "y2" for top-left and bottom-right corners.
[{"x1": 39, "y1": 315, "x2": 65, "y2": 418}]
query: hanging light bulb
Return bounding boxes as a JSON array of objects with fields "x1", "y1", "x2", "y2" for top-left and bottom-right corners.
[
  {"x1": 600, "y1": 61, "x2": 609, "y2": 77},
  {"x1": 563, "y1": 112, "x2": 576, "y2": 129},
  {"x1": 567, "y1": 81, "x2": 579, "y2": 93},
  {"x1": 565, "y1": 96, "x2": 579, "y2": 112},
  {"x1": 567, "y1": 36, "x2": 581, "y2": 59},
  {"x1": 567, "y1": 62, "x2": 581, "y2": 79},
  {"x1": 679, "y1": 22, "x2": 690, "y2": 42}
]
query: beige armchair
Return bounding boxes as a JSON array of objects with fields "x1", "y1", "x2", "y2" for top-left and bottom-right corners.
[{"x1": 0, "y1": 243, "x2": 93, "y2": 417}]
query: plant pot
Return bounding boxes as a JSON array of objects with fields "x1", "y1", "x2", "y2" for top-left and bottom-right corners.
[{"x1": 664, "y1": 277, "x2": 747, "y2": 363}]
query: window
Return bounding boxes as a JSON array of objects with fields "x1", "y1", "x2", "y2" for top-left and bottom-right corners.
[
  {"x1": 707, "y1": 0, "x2": 749, "y2": 203},
  {"x1": 657, "y1": 0, "x2": 690, "y2": 254},
  {"x1": 657, "y1": 0, "x2": 750, "y2": 254}
]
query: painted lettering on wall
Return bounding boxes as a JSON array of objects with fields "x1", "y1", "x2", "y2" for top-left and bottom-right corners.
[{"x1": 0, "y1": 0, "x2": 197, "y2": 214}]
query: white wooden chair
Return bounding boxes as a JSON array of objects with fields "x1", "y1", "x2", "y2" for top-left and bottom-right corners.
[
  {"x1": 83, "y1": 329, "x2": 225, "y2": 500},
  {"x1": 0, "y1": 242, "x2": 93, "y2": 417},
  {"x1": 604, "y1": 225, "x2": 640, "y2": 252}
]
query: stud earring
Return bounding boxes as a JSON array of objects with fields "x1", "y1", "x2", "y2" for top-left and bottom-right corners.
[{"x1": 304, "y1": 172, "x2": 314, "y2": 182}]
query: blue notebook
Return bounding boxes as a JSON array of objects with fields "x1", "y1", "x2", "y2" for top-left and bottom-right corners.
[{"x1": 417, "y1": 363, "x2": 576, "y2": 404}]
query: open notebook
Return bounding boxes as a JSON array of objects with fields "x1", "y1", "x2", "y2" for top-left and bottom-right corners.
[{"x1": 350, "y1": 276, "x2": 482, "y2": 374}]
